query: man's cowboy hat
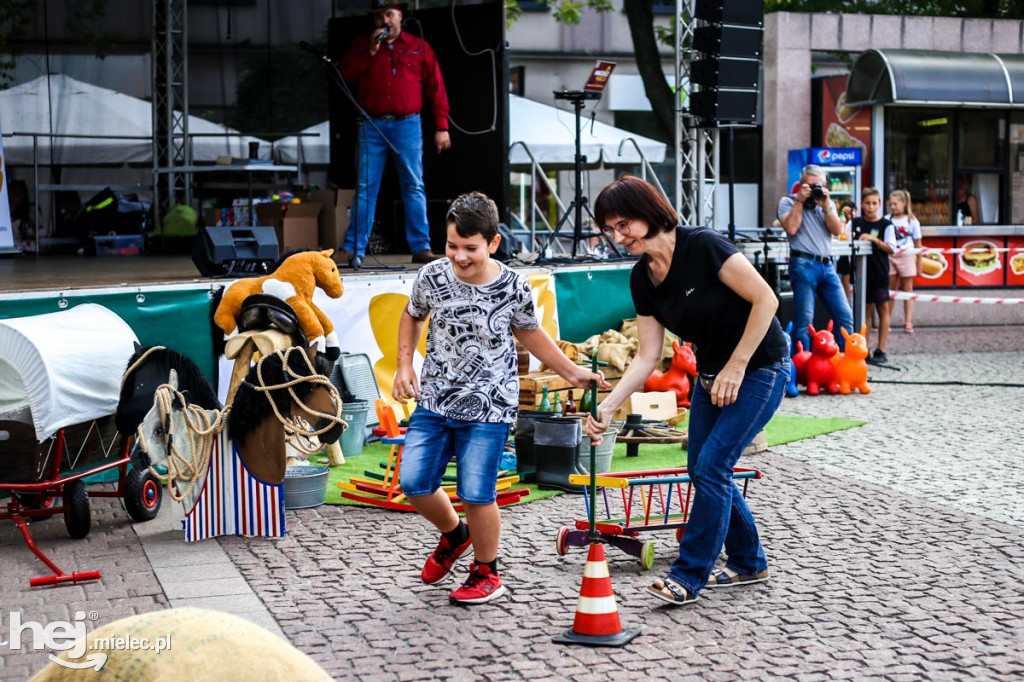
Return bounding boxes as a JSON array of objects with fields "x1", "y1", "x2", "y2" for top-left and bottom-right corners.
[{"x1": 368, "y1": 0, "x2": 408, "y2": 14}]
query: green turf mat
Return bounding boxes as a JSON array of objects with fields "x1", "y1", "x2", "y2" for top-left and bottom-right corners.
[{"x1": 313, "y1": 414, "x2": 864, "y2": 508}]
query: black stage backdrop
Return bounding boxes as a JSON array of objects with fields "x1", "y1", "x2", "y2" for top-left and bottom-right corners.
[{"x1": 328, "y1": 1, "x2": 508, "y2": 256}]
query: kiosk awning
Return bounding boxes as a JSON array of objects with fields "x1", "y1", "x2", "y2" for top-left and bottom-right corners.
[{"x1": 846, "y1": 49, "x2": 1024, "y2": 107}]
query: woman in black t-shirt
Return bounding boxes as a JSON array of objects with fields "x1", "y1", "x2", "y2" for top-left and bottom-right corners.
[{"x1": 585, "y1": 175, "x2": 790, "y2": 606}]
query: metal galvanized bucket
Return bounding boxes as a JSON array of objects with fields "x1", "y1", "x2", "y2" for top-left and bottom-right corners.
[{"x1": 283, "y1": 465, "x2": 330, "y2": 509}]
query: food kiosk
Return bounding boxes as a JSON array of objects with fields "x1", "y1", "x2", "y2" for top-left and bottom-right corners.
[{"x1": 842, "y1": 49, "x2": 1024, "y2": 288}]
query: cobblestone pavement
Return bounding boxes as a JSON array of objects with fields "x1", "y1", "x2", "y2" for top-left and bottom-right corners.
[{"x1": 3, "y1": 325, "x2": 1023, "y2": 681}]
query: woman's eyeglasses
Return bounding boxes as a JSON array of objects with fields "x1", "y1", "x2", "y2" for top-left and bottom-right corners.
[{"x1": 600, "y1": 219, "x2": 632, "y2": 237}]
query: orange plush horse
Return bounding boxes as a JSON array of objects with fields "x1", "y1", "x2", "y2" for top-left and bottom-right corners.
[
  {"x1": 214, "y1": 250, "x2": 344, "y2": 357},
  {"x1": 644, "y1": 340, "x2": 697, "y2": 407},
  {"x1": 832, "y1": 325, "x2": 871, "y2": 395}
]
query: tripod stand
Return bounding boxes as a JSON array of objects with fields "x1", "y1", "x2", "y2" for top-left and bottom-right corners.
[{"x1": 539, "y1": 90, "x2": 620, "y2": 260}]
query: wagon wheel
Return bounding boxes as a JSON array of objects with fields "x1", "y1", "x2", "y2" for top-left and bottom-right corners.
[
  {"x1": 15, "y1": 492, "x2": 58, "y2": 518},
  {"x1": 555, "y1": 526, "x2": 571, "y2": 556},
  {"x1": 124, "y1": 467, "x2": 163, "y2": 522},
  {"x1": 63, "y1": 480, "x2": 92, "y2": 539}
]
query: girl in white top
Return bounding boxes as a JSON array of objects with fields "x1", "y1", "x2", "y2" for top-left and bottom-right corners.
[{"x1": 886, "y1": 189, "x2": 923, "y2": 333}]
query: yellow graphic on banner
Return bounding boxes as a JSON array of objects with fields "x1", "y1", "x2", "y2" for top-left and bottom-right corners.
[
  {"x1": 367, "y1": 273, "x2": 559, "y2": 406},
  {"x1": 369, "y1": 292, "x2": 427, "y2": 407},
  {"x1": 526, "y1": 272, "x2": 558, "y2": 339}
]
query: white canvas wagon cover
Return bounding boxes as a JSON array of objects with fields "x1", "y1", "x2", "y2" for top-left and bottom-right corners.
[{"x1": 0, "y1": 304, "x2": 139, "y2": 442}]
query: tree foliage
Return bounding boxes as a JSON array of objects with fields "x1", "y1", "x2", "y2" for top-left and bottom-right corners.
[
  {"x1": 0, "y1": 0, "x2": 118, "y2": 89},
  {"x1": 230, "y1": 41, "x2": 329, "y2": 140}
]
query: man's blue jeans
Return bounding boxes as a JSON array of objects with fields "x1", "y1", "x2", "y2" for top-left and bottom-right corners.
[
  {"x1": 789, "y1": 255, "x2": 854, "y2": 353},
  {"x1": 345, "y1": 114, "x2": 431, "y2": 258},
  {"x1": 666, "y1": 361, "x2": 789, "y2": 595}
]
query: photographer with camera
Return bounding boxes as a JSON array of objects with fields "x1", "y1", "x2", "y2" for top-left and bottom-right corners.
[{"x1": 778, "y1": 164, "x2": 854, "y2": 354}]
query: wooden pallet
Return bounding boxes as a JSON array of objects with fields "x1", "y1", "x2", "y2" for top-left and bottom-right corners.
[{"x1": 519, "y1": 366, "x2": 624, "y2": 409}]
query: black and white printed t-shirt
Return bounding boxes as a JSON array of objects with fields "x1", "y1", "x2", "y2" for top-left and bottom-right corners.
[{"x1": 407, "y1": 258, "x2": 539, "y2": 424}]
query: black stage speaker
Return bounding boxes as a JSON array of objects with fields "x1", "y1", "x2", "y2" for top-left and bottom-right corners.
[
  {"x1": 328, "y1": 1, "x2": 508, "y2": 255},
  {"x1": 690, "y1": 0, "x2": 764, "y2": 126},
  {"x1": 192, "y1": 226, "x2": 279, "y2": 277}
]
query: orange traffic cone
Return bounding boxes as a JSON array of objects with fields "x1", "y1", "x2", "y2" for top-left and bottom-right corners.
[{"x1": 552, "y1": 542, "x2": 640, "y2": 647}]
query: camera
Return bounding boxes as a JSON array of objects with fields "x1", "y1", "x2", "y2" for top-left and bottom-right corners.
[{"x1": 810, "y1": 183, "x2": 826, "y2": 200}]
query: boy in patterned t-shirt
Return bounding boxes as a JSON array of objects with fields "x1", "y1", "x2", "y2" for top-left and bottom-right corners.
[{"x1": 393, "y1": 192, "x2": 606, "y2": 605}]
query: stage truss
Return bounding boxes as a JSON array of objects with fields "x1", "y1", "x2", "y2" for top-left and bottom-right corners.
[{"x1": 675, "y1": 0, "x2": 718, "y2": 228}]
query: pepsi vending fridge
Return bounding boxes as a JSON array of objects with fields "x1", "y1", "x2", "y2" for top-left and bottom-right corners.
[{"x1": 787, "y1": 147, "x2": 862, "y2": 208}]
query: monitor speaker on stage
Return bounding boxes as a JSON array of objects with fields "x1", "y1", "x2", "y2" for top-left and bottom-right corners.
[
  {"x1": 327, "y1": 1, "x2": 508, "y2": 254},
  {"x1": 192, "y1": 226, "x2": 279, "y2": 277}
]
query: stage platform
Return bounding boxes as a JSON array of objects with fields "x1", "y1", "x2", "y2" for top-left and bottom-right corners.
[{"x1": 0, "y1": 253, "x2": 440, "y2": 294}]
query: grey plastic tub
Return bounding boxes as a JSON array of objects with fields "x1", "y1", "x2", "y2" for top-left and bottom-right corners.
[{"x1": 283, "y1": 465, "x2": 330, "y2": 509}]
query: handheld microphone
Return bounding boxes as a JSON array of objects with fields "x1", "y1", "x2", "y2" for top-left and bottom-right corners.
[{"x1": 375, "y1": 27, "x2": 390, "y2": 45}]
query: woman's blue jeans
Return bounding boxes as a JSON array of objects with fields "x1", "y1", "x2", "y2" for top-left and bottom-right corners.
[
  {"x1": 345, "y1": 114, "x2": 431, "y2": 258},
  {"x1": 788, "y1": 256, "x2": 854, "y2": 353},
  {"x1": 666, "y1": 361, "x2": 789, "y2": 595}
]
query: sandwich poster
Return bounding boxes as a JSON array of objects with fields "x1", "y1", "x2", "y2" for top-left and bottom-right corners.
[
  {"x1": 915, "y1": 237, "x2": 954, "y2": 287},
  {"x1": 819, "y1": 75, "x2": 872, "y2": 192},
  {"x1": 1007, "y1": 237, "x2": 1024, "y2": 286},
  {"x1": 955, "y1": 237, "x2": 1004, "y2": 286}
]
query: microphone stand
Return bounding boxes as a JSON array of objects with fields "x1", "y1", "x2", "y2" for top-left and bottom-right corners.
[
  {"x1": 538, "y1": 90, "x2": 623, "y2": 263},
  {"x1": 300, "y1": 40, "x2": 403, "y2": 272}
]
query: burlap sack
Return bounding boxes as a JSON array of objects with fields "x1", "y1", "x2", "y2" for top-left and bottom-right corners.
[{"x1": 31, "y1": 607, "x2": 332, "y2": 682}]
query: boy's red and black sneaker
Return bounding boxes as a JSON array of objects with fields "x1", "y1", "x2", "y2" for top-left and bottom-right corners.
[
  {"x1": 448, "y1": 562, "x2": 507, "y2": 605},
  {"x1": 421, "y1": 534, "x2": 473, "y2": 584}
]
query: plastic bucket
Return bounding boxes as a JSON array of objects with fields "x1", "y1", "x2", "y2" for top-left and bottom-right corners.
[
  {"x1": 340, "y1": 400, "x2": 369, "y2": 458},
  {"x1": 283, "y1": 465, "x2": 330, "y2": 509}
]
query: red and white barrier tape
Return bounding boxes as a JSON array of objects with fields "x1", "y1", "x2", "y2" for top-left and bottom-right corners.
[
  {"x1": 889, "y1": 290, "x2": 1024, "y2": 304},
  {"x1": 902, "y1": 246, "x2": 1024, "y2": 255}
]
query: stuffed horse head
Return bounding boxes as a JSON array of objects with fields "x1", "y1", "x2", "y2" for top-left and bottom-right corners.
[
  {"x1": 117, "y1": 343, "x2": 220, "y2": 436},
  {"x1": 136, "y1": 368, "x2": 219, "y2": 507},
  {"x1": 213, "y1": 250, "x2": 344, "y2": 361},
  {"x1": 229, "y1": 347, "x2": 345, "y2": 480}
]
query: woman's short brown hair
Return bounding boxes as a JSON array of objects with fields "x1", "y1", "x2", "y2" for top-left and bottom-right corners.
[{"x1": 593, "y1": 175, "x2": 678, "y2": 238}]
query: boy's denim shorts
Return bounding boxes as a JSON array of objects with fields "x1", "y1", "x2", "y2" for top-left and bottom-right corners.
[{"x1": 399, "y1": 407, "x2": 511, "y2": 505}]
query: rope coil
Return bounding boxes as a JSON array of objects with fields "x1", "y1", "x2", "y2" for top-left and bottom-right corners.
[{"x1": 137, "y1": 347, "x2": 347, "y2": 497}]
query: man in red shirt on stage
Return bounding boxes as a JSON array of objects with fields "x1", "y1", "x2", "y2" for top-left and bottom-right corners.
[{"x1": 338, "y1": 0, "x2": 451, "y2": 267}]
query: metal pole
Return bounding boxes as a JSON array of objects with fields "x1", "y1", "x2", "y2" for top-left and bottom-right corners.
[{"x1": 33, "y1": 135, "x2": 39, "y2": 257}]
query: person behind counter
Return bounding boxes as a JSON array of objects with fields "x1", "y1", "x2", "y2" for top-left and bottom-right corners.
[
  {"x1": 585, "y1": 175, "x2": 790, "y2": 606},
  {"x1": 956, "y1": 174, "x2": 979, "y2": 226}
]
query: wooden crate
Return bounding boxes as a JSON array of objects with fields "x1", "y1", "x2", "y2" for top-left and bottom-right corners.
[{"x1": 519, "y1": 367, "x2": 624, "y2": 409}]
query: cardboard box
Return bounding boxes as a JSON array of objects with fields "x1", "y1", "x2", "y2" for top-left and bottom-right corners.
[
  {"x1": 309, "y1": 189, "x2": 354, "y2": 251},
  {"x1": 256, "y1": 202, "x2": 322, "y2": 252}
]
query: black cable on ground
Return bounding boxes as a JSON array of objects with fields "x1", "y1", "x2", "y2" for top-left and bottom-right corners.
[{"x1": 869, "y1": 379, "x2": 1024, "y2": 388}]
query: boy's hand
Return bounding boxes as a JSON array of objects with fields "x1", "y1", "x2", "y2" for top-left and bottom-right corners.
[
  {"x1": 393, "y1": 366, "x2": 420, "y2": 404},
  {"x1": 584, "y1": 406, "x2": 613, "y2": 446},
  {"x1": 571, "y1": 366, "x2": 609, "y2": 391}
]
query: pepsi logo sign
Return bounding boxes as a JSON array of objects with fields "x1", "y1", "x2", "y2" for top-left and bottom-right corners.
[{"x1": 812, "y1": 147, "x2": 861, "y2": 164}]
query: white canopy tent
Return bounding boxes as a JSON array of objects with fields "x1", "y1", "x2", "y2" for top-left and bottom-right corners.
[
  {"x1": 0, "y1": 74, "x2": 270, "y2": 166},
  {"x1": 507, "y1": 94, "x2": 665, "y2": 169},
  {"x1": 273, "y1": 94, "x2": 666, "y2": 169}
]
